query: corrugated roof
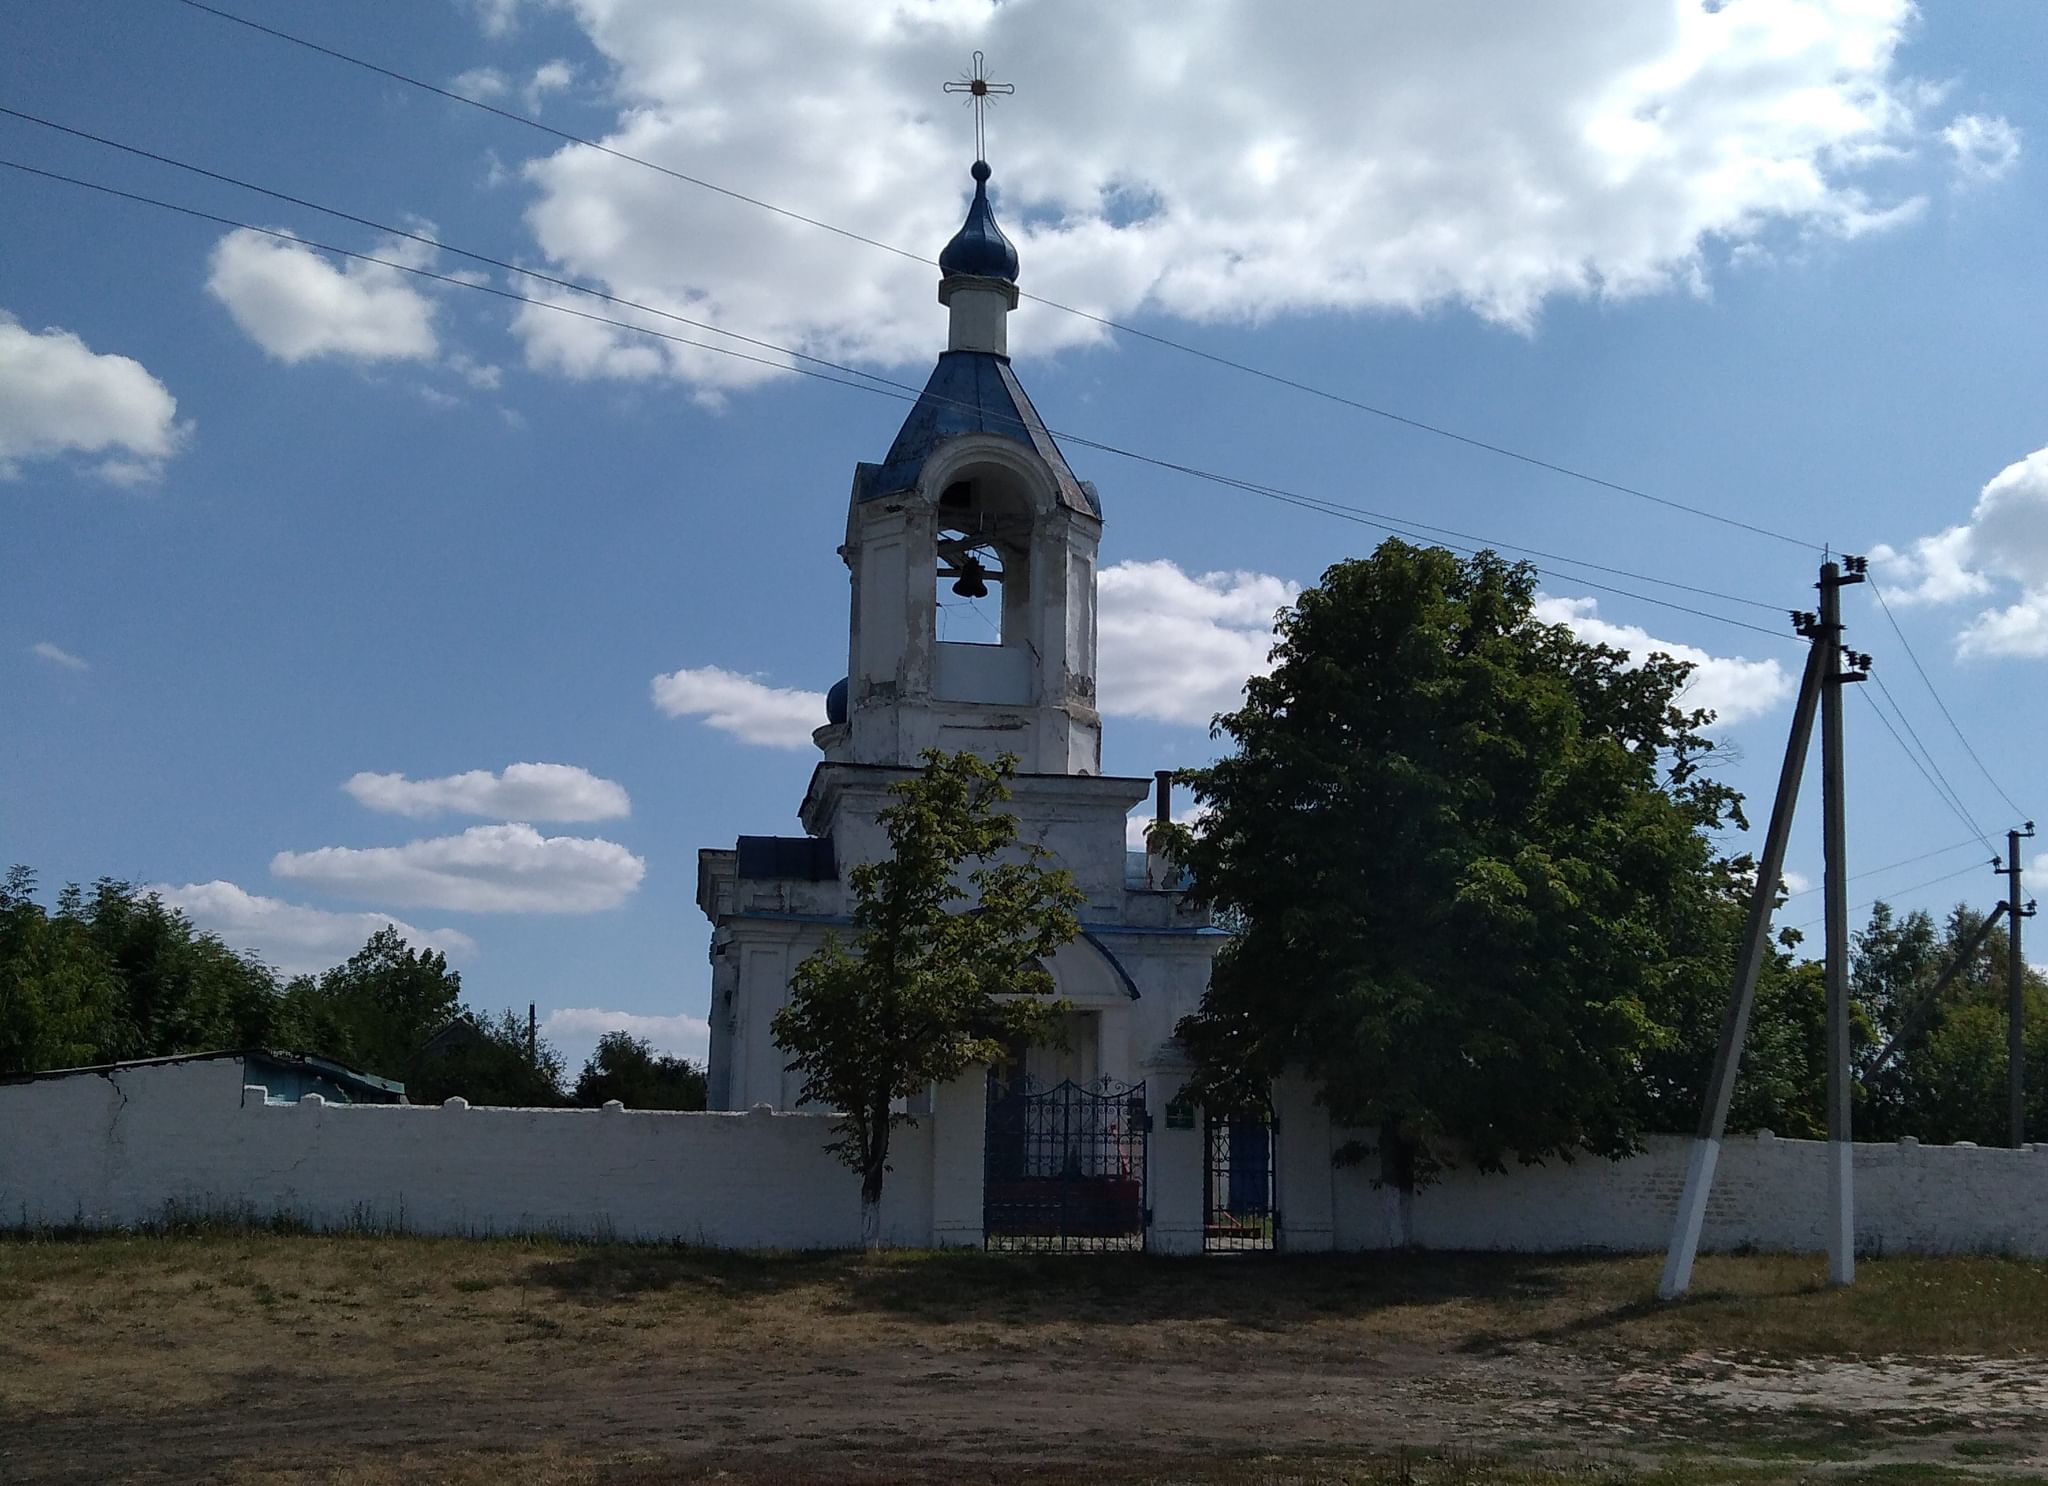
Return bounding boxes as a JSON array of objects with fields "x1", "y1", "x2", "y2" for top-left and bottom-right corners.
[{"x1": 855, "y1": 351, "x2": 1099, "y2": 518}]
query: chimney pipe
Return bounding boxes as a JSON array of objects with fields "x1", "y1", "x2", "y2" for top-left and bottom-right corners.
[{"x1": 1154, "y1": 770, "x2": 1172, "y2": 824}]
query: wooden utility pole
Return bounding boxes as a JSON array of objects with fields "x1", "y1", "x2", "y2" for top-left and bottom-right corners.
[
  {"x1": 2005, "y1": 824, "x2": 2036, "y2": 1148},
  {"x1": 1819, "y1": 558, "x2": 1869, "y2": 1287},
  {"x1": 1658, "y1": 600, "x2": 1828, "y2": 1300}
]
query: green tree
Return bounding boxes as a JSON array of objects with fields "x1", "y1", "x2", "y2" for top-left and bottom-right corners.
[
  {"x1": 296, "y1": 927, "x2": 463, "y2": 1079},
  {"x1": 772, "y1": 750, "x2": 1083, "y2": 1245},
  {"x1": 572, "y1": 1031, "x2": 708, "y2": 1110},
  {"x1": 76, "y1": 878, "x2": 281, "y2": 1057},
  {"x1": 1169, "y1": 541, "x2": 1750, "y2": 1193},
  {"x1": 406, "y1": 1008, "x2": 566, "y2": 1106},
  {"x1": 0, "y1": 867, "x2": 124, "y2": 1074},
  {"x1": 1859, "y1": 902, "x2": 2048, "y2": 1144}
]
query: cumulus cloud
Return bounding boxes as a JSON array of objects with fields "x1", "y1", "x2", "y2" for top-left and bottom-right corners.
[
  {"x1": 31, "y1": 641, "x2": 88, "y2": 671},
  {"x1": 451, "y1": 66, "x2": 510, "y2": 101},
  {"x1": 1532, "y1": 595, "x2": 1794, "y2": 726},
  {"x1": 1097, "y1": 560, "x2": 1295, "y2": 725},
  {"x1": 543, "y1": 1006, "x2": 710, "y2": 1070},
  {"x1": 1942, "y1": 113, "x2": 2022, "y2": 184},
  {"x1": 272, "y1": 824, "x2": 645, "y2": 912},
  {"x1": 651, "y1": 665, "x2": 825, "y2": 748},
  {"x1": 1872, "y1": 444, "x2": 2048, "y2": 659},
  {"x1": 206, "y1": 229, "x2": 439, "y2": 364},
  {"x1": 524, "y1": 60, "x2": 575, "y2": 112},
  {"x1": 469, "y1": 0, "x2": 525, "y2": 38},
  {"x1": 506, "y1": 0, "x2": 1940, "y2": 393},
  {"x1": 0, "y1": 311, "x2": 186, "y2": 483},
  {"x1": 344, "y1": 762, "x2": 630, "y2": 822},
  {"x1": 154, "y1": 880, "x2": 475, "y2": 975}
]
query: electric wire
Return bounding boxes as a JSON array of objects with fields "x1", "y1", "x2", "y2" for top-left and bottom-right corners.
[
  {"x1": 1854, "y1": 684, "x2": 1993, "y2": 851},
  {"x1": 0, "y1": 106, "x2": 1791, "y2": 618},
  {"x1": 1868, "y1": 581, "x2": 2029, "y2": 820},
  {"x1": 0, "y1": 153, "x2": 1799, "y2": 644},
  {"x1": 1778, "y1": 834, "x2": 1987, "y2": 901},
  {"x1": 1869, "y1": 671, "x2": 1992, "y2": 846},
  {"x1": 167, "y1": 0, "x2": 1823, "y2": 553},
  {"x1": 1790, "y1": 860, "x2": 1995, "y2": 934}
]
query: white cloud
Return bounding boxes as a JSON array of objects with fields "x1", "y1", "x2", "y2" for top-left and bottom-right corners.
[
  {"x1": 206, "y1": 229, "x2": 439, "y2": 364},
  {"x1": 1781, "y1": 870, "x2": 1814, "y2": 896},
  {"x1": 451, "y1": 66, "x2": 510, "y2": 101},
  {"x1": 153, "y1": 880, "x2": 476, "y2": 975},
  {"x1": 272, "y1": 824, "x2": 645, "y2": 912},
  {"x1": 345, "y1": 763, "x2": 630, "y2": 822},
  {"x1": 524, "y1": 60, "x2": 575, "y2": 112},
  {"x1": 651, "y1": 665, "x2": 825, "y2": 748},
  {"x1": 508, "y1": 0, "x2": 1939, "y2": 392},
  {"x1": 1532, "y1": 595, "x2": 1794, "y2": 726},
  {"x1": 1097, "y1": 561, "x2": 1295, "y2": 725},
  {"x1": 1942, "y1": 113, "x2": 2021, "y2": 184},
  {"x1": 1874, "y1": 444, "x2": 2048, "y2": 659},
  {"x1": 543, "y1": 1006, "x2": 710, "y2": 1071},
  {"x1": 30, "y1": 641, "x2": 88, "y2": 671},
  {"x1": 470, "y1": 0, "x2": 525, "y2": 38},
  {"x1": 0, "y1": 311, "x2": 186, "y2": 483}
]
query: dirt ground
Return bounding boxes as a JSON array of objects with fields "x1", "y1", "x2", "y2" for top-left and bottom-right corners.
[{"x1": 3, "y1": 1236, "x2": 2046, "y2": 1484}]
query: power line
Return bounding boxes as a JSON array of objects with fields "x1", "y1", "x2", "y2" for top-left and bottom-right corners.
[
  {"x1": 1791, "y1": 860, "x2": 1993, "y2": 934},
  {"x1": 1779, "y1": 835, "x2": 1986, "y2": 901},
  {"x1": 0, "y1": 106, "x2": 1785, "y2": 617},
  {"x1": 168, "y1": 0, "x2": 1825, "y2": 554},
  {"x1": 1869, "y1": 670, "x2": 1992, "y2": 844},
  {"x1": 0, "y1": 152, "x2": 1798, "y2": 644},
  {"x1": 1854, "y1": 683, "x2": 1992, "y2": 850},
  {"x1": 1867, "y1": 581, "x2": 2028, "y2": 820}
]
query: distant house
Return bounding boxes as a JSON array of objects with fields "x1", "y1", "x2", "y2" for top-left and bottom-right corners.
[{"x1": 0, "y1": 1049, "x2": 407, "y2": 1105}]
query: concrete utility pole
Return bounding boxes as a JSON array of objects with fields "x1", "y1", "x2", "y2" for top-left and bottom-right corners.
[
  {"x1": 1819, "y1": 557, "x2": 1869, "y2": 1288},
  {"x1": 2005, "y1": 824, "x2": 2037, "y2": 1148},
  {"x1": 1658, "y1": 599, "x2": 1828, "y2": 1301}
]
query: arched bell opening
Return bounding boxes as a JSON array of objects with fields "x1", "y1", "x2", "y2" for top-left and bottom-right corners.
[{"x1": 930, "y1": 462, "x2": 1039, "y2": 704}]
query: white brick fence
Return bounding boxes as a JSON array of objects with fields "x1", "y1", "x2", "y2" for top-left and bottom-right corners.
[{"x1": 5, "y1": 1055, "x2": 2046, "y2": 1257}]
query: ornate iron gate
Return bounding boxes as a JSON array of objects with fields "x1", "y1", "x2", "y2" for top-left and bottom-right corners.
[
  {"x1": 984, "y1": 1074, "x2": 1149, "y2": 1251},
  {"x1": 1204, "y1": 1111, "x2": 1276, "y2": 1252}
]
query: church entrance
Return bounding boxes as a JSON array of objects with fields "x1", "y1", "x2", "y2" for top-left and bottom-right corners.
[
  {"x1": 982, "y1": 1071, "x2": 1149, "y2": 1251},
  {"x1": 1204, "y1": 1111, "x2": 1277, "y2": 1252}
]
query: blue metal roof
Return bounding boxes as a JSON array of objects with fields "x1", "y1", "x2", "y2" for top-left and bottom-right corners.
[
  {"x1": 938, "y1": 161, "x2": 1019, "y2": 282},
  {"x1": 854, "y1": 351, "x2": 1100, "y2": 517}
]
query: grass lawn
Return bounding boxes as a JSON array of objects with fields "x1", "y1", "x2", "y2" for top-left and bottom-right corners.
[{"x1": 2, "y1": 1233, "x2": 2045, "y2": 1483}]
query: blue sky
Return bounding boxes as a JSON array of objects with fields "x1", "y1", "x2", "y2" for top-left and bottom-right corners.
[{"x1": 5, "y1": 0, "x2": 2044, "y2": 1073}]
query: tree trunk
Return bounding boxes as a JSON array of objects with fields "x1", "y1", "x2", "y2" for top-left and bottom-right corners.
[
  {"x1": 861, "y1": 1103, "x2": 890, "y2": 1252},
  {"x1": 1378, "y1": 1117, "x2": 1415, "y2": 1249}
]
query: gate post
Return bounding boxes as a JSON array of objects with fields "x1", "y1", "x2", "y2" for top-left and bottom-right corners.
[
  {"x1": 1147, "y1": 1100, "x2": 1205, "y2": 1254},
  {"x1": 1273, "y1": 1069, "x2": 1335, "y2": 1251},
  {"x1": 929, "y1": 1066, "x2": 986, "y2": 1248}
]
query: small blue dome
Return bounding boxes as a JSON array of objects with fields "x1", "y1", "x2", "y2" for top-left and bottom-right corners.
[
  {"x1": 938, "y1": 161, "x2": 1019, "y2": 283},
  {"x1": 825, "y1": 676, "x2": 849, "y2": 726}
]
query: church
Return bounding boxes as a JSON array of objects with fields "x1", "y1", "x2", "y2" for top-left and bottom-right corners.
[{"x1": 696, "y1": 150, "x2": 1225, "y2": 1114}]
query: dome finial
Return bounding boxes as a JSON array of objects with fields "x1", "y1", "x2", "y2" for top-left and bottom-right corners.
[{"x1": 940, "y1": 159, "x2": 1019, "y2": 283}]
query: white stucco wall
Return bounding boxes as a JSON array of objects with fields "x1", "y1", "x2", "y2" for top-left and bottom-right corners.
[
  {"x1": 0, "y1": 1057, "x2": 939, "y2": 1248},
  {"x1": 1318, "y1": 1129, "x2": 2048, "y2": 1257}
]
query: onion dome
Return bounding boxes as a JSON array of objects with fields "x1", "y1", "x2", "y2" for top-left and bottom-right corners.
[
  {"x1": 938, "y1": 161, "x2": 1019, "y2": 282},
  {"x1": 825, "y1": 676, "x2": 849, "y2": 725}
]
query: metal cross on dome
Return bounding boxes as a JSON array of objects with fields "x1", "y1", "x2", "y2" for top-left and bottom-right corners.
[{"x1": 942, "y1": 51, "x2": 1014, "y2": 162}]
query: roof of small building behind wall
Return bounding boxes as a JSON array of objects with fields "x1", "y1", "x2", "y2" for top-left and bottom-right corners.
[{"x1": 0, "y1": 1048, "x2": 408, "y2": 1103}]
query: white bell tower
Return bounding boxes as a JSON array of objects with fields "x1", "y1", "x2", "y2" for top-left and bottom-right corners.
[{"x1": 813, "y1": 159, "x2": 1103, "y2": 777}]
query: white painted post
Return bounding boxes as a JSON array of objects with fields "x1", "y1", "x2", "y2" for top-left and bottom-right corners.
[
  {"x1": 1146, "y1": 1096, "x2": 1205, "y2": 1255},
  {"x1": 928, "y1": 1068, "x2": 986, "y2": 1248}
]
